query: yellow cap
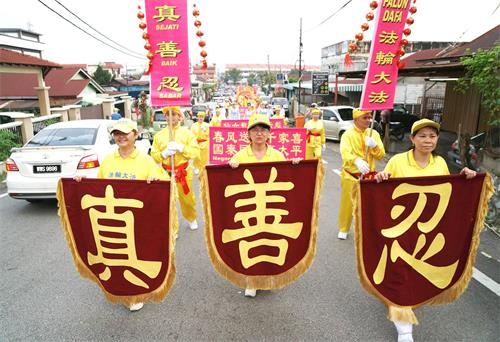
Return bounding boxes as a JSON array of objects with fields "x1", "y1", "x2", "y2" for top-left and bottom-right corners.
[
  {"x1": 162, "y1": 106, "x2": 182, "y2": 116},
  {"x1": 197, "y1": 111, "x2": 206, "y2": 118},
  {"x1": 248, "y1": 114, "x2": 271, "y2": 130},
  {"x1": 353, "y1": 108, "x2": 372, "y2": 119},
  {"x1": 110, "y1": 118, "x2": 137, "y2": 134},
  {"x1": 411, "y1": 118, "x2": 440, "y2": 135}
]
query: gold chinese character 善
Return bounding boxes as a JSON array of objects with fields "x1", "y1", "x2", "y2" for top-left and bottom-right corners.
[
  {"x1": 81, "y1": 185, "x2": 162, "y2": 289},
  {"x1": 372, "y1": 182, "x2": 459, "y2": 289},
  {"x1": 155, "y1": 41, "x2": 182, "y2": 58},
  {"x1": 223, "y1": 167, "x2": 303, "y2": 268}
]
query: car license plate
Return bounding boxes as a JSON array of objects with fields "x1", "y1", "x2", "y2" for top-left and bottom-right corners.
[{"x1": 33, "y1": 165, "x2": 61, "y2": 173}]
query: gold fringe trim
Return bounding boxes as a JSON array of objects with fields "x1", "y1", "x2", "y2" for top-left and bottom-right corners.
[
  {"x1": 56, "y1": 179, "x2": 176, "y2": 306},
  {"x1": 201, "y1": 161, "x2": 325, "y2": 290},
  {"x1": 354, "y1": 175, "x2": 494, "y2": 323}
]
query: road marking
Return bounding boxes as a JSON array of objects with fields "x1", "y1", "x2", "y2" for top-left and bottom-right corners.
[
  {"x1": 472, "y1": 267, "x2": 500, "y2": 296},
  {"x1": 332, "y1": 169, "x2": 341, "y2": 176},
  {"x1": 0, "y1": 193, "x2": 8, "y2": 199}
]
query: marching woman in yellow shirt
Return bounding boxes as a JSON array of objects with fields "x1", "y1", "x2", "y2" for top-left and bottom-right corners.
[
  {"x1": 76, "y1": 118, "x2": 174, "y2": 312},
  {"x1": 229, "y1": 114, "x2": 285, "y2": 298},
  {"x1": 375, "y1": 119, "x2": 476, "y2": 342},
  {"x1": 304, "y1": 108, "x2": 326, "y2": 160},
  {"x1": 190, "y1": 111, "x2": 210, "y2": 175},
  {"x1": 151, "y1": 106, "x2": 200, "y2": 231},
  {"x1": 271, "y1": 105, "x2": 288, "y2": 126},
  {"x1": 209, "y1": 107, "x2": 224, "y2": 127}
]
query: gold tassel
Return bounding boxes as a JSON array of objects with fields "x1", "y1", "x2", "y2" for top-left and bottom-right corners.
[
  {"x1": 201, "y1": 161, "x2": 325, "y2": 290},
  {"x1": 56, "y1": 179, "x2": 177, "y2": 306},
  {"x1": 388, "y1": 305, "x2": 418, "y2": 325}
]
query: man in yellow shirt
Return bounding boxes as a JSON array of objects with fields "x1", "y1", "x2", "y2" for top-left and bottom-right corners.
[
  {"x1": 338, "y1": 108, "x2": 385, "y2": 240},
  {"x1": 151, "y1": 106, "x2": 200, "y2": 231},
  {"x1": 190, "y1": 111, "x2": 210, "y2": 175},
  {"x1": 304, "y1": 108, "x2": 326, "y2": 160}
]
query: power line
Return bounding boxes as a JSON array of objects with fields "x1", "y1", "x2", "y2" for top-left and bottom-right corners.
[
  {"x1": 37, "y1": 0, "x2": 146, "y2": 61},
  {"x1": 53, "y1": 0, "x2": 145, "y2": 58},
  {"x1": 305, "y1": 0, "x2": 353, "y2": 32}
]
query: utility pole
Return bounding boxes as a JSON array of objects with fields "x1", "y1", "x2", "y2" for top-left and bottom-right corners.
[
  {"x1": 267, "y1": 54, "x2": 271, "y2": 96},
  {"x1": 298, "y1": 18, "x2": 303, "y2": 112}
]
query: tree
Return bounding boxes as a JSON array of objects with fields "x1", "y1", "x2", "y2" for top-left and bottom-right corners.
[
  {"x1": 247, "y1": 72, "x2": 258, "y2": 86},
  {"x1": 92, "y1": 65, "x2": 112, "y2": 86},
  {"x1": 225, "y1": 68, "x2": 242, "y2": 84},
  {"x1": 456, "y1": 44, "x2": 500, "y2": 126}
]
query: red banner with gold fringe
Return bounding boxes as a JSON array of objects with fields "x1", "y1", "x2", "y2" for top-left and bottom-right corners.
[
  {"x1": 354, "y1": 173, "x2": 493, "y2": 310},
  {"x1": 57, "y1": 178, "x2": 175, "y2": 305},
  {"x1": 201, "y1": 160, "x2": 324, "y2": 289}
]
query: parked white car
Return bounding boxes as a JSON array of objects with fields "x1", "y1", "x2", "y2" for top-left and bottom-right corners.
[
  {"x1": 319, "y1": 106, "x2": 355, "y2": 141},
  {"x1": 5, "y1": 119, "x2": 151, "y2": 202}
]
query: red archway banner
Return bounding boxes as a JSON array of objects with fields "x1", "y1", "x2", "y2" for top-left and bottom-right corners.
[
  {"x1": 354, "y1": 174, "x2": 493, "y2": 313},
  {"x1": 201, "y1": 160, "x2": 324, "y2": 289},
  {"x1": 57, "y1": 178, "x2": 176, "y2": 305}
]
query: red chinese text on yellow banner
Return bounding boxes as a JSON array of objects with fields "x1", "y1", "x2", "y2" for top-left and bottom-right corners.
[
  {"x1": 354, "y1": 174, "x2": 493, "y2": 308},
  {"x1": 201, "y1": 160, "x2": 324, "y2": 289},
  {"x1": 57, "y1": 178, "x2": 175, "y2": 305}
]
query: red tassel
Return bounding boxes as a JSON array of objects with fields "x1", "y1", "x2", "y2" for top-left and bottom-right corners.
[
  {"x1": 344, "y1": 52, "x2": 353, "y2": 68},
  {"x1": 397, "y1": 60, "x2": 406, "y2": 69}
]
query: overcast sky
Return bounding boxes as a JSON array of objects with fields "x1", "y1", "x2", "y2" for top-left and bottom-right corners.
[{"x1": 3, "y1": 0, "x2": 499, "y2": 71}]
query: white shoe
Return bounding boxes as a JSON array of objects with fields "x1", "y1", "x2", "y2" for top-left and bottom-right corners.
[
  {"x1": 194, "y1": 168, "x2": 200, "y2": 175},
  {"x1": 244, "y1": 288, "x2": 257, "y2": 297},
  {"x1": 337, "y1": 231, "x2": 348, "y2": 240},
  {"x1": 129, "y1": 302, "x2": 144, "y2": 312},
  {"x1": 189, "y1": 220, "x2": 198, "y2": 230},
  {"x1": 395, "y1": 321, "x2": 413, "y2": 342}
]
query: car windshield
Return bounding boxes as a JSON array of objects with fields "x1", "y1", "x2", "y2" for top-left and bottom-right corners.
[
  {"x1": 192, "y1": 105, "x2": 207, "y2": 112},
  {"x1": 272, "y1": 98, "x2": 288, "y2": 105},
  {"x1": 338, "y1": 108, "x2": 353, "y2": 121},
  {"x1": 26, "y1": 127, "x2": 97, "y2": 146},
  {"x1": 154, "y1": 112, "x2": 165, "y2": 121}
]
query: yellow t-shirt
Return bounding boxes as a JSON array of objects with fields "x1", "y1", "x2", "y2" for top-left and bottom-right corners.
[
  {"x1": 230, "y1": 144, "x2": 286, "y2": 163},
  {"x1": 97, "y1": 148, "x2": 169, "y2": 180},
  {"x1": 151, "y1": 124, "x2": 200, "y2": 168},
  {"x1": 384, "y1": 150, "x2": 450, "y2": 177},
  {"x1": 190, "y1": 121, "x2": 210, "y2": 149}
]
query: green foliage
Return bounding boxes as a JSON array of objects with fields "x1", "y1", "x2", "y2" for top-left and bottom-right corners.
[
  {"x1": 456, "y1": 44, "x2": 500, "y2": 126},
  {"x1": 202, "y1": 83, "x2": 216, "y2": 99},
  {"x1": 247, "y1": 73, "x2": 258, "y2": 85},
  {"x1": 287, "y1": 76, "x2": 299, "y2": 83},
  {"x1": 92, "y1": 65, "x2": 112, "y2": 86},
  {"x1": 0, "y1": 130, "x2": 21, "y2": 161},
  {"x1": 224, "y1": 68, "x2": 242, "y2": 84}
]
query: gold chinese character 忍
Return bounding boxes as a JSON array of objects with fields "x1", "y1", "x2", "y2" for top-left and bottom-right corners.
[
  {"x1": 81, "y1": 185, "x2": 162, "y2": 289},
  {"x1": 157, "y1": 76, "x2": 183, "y2": 92},
  {"x1": 372, "y1": 182, "x2": 458, "y2": 289},
  {"x1": 223, "y1": 167, "x2": 303, "y2": 268}
]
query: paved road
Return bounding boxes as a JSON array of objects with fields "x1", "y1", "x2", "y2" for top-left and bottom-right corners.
[{"x1": 0, "y1": 142, "x2": 498, "y2": 341}]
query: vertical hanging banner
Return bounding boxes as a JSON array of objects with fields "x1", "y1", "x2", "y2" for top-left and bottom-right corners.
[
  {"x1": 145, "y1": 0, "x2": 191, "y2": 106},
  {"x1": 360, "y1": 0, "x2": 412, "y2": 110}
]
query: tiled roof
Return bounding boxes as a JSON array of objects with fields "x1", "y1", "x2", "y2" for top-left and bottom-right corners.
[{"x1": 0, "y1": 48, "x2": 61, "y2": 68}]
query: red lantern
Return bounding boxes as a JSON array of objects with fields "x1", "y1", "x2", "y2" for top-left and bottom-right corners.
[
  {"x1": 193, "y1": 9, "x2": 200, "y2": 16},
  {"x1": 147, "y1": 52, "x2": 154, "y2": 60},
  {"x1": 355, "y1": 32, "x2": 364, "y2": 41},
  {"x1": 409, "y1": 6, "x2": 417, "y2": 14},
  {"x1": 142, "y1": 32, "x2": 150, "y2": 40},
  {"x1": 361, "y1": 23, "x2": 369, "y2": 31},
  {"x1": 400, "y1": 39, "x2": 409, "y2": 46},
  {"x1": 196, "y1": 30, "x2": 204, "y2": 37},
  {"x1": 144, "y1": 42, "x2": 151, "y2": 50},
  {"x1": 137, "y1": 11, "x2": 144, "y2": 20},
  {"x1": 349, "y1": 43, "x2": 358, "y2": 52},
  {"x1": 396, "y1": 48, "x2": 406, "y2": 56},
  {"x1": 198, "y1": 40, "x2": 206, "y2": 47},
  {"x1": 202, "y1": 60, "x2": 208, "y2": 69},
  {"x1": 200, "y1": 50, "x2": 207, "y2": 58},
  {"x1": 406, "y1": 17, "x2": 414, "y2": 25},
  {"x1": 403, "y1": 28, "x2": 412, "y2": 36},
  {"x1": 366, "y1": 12, "x2": 374, "y2": 21},
  {"x1": 139, "y1": 22, "x2": 146, "y2": 30},
  {"x1": 369, "y1": 1, "x2": 378, "y2": 9},
  {"x1": 194, "y1": 20, "x2": 202, "y2": 27}
]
